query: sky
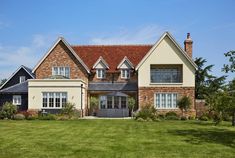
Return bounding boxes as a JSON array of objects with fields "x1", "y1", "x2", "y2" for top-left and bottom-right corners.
[{"x1": 0, "y1": 0, "x2": 234, "y2": 81}]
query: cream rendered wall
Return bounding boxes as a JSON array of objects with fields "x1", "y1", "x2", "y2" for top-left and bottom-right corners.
[
  {"x1": 138, "y1": 36, "x2": 195, "y2": 87},
  {"x1": 28, "y1": 79, "x2": 86, "y2": 110}
]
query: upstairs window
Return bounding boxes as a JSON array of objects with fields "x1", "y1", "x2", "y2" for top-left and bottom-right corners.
[
  {"x1": 121, "y1": 69, "x2": 130, "y2": 79},
  {"x1": 19, "y1": 76, "x2": 25, "y2": 83},
  {"x1": 150, "y1": 65, "x2": 182, "y2": 83},
  {"x1": 52, "y1": 67, "x2": 70, "y2": 78},
  {"x1": 96, "y1": 69, "x2": 105, "y2": 79}
]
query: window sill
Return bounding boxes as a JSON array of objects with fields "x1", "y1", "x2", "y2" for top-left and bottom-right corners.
[
  {"x1": 156, "y1": 108, "x2": 179, "y2": 110},
  {"x1": 150, "y1": 83, "x2": 183, "y2": 85}
]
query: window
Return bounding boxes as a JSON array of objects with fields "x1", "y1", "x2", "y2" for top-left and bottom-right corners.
[
  {"x1": 19, "y1": 76, "x2": 25, "y2": 83},
  {"x1": 155, "y1": 93, "x2": 178, "y2": 109},
  {"x1": 121, "y1": 69, "x2": 130, "y2": 79},
  {"x1": 96, "y1": 69, "x2": 105, "y2": 79},
  {"x1": 52, "y1": 67, "x2": 70, "y2": 78},
  {"x1": 99, "y1": 96, "x2": 107, "y2": 109},
  {"x1": 107, "y1": 96, "x2": 112, "y2": 109},
  {"x1": 121, "y1": 97, "x2": 127, "y2": 108},
  {"x1": 42, "y1": 92, "x2": 67, "y2": 108},
  {"x1": 114, "y1": 96, "x2": 119, "y2": 109},
  {"x1": 13, "y1": 95, "x2": 21, "y2": 105},
  {"x1": 150, "y1": 65, "x2": 182, "y2": 83}
]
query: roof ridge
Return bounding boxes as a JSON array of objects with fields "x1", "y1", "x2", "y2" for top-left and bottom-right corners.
[{"x1": 71, "y1": 44, "x2": 153, "y2": 47}]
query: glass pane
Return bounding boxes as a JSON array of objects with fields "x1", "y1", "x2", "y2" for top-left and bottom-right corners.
[
  {"x1": 49, "y1": 93, "x2": 54, "y2": 107},
  {"x1": 65, "y1": 67, "x2": 70, "y2": 78},
  {"x1": 100, "y1": 96, "x2": 106, "y2": 109},
  {"x1": 114, "y1": 96, "x2": 119, "y2": 109},
  {"x1": 121, "y1": 97, "x2": 127, "y2": 108},
  {"x1": 107, "y1": 96, "x2": 112, "y2": 109}
]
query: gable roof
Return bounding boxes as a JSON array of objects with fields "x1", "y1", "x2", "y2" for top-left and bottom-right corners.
[
  {"x1": 92, "y1": 56, "x2": 110, "y2": 69},
  {"x1": 117, "y1": 56, "x2": 134, "y2": 69},
  {"x1": 0, "y1": 65, "x2": 34, "y2": 90},
  {"x1": 72, "y1": 45, "x2": 152, "y2": 72},
  {"x1": 32, "y1": 37, "x2": 90, "y2": 73},
  {"x1": 136, "y1": 32, "x2": 198, "y2": 70}
]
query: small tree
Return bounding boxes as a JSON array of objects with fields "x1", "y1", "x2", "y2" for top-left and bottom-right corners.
[
  {"x1": 128, "y1": 97, "x2": 136, "y2": 117},
  {"x1": 0, "y1": 102, "x2": 17, "y2": 119},
  {"x1": 177, "y1": 96, "x2": 191, "y2": 117},
  {"x1": 90, "y1": 97, "x2": 99, "y2": 116},
  {"x1": 61, "y1": 102, "x2": 76, "y2": 118}
]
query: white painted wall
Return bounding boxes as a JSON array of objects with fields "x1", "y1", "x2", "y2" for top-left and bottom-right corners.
[
  {"x1": 138, "y1": 36, "x2": 195, "y2": 87},
  {"x1": 28, "y1": 79, "x2": 86, "y2": 110}
]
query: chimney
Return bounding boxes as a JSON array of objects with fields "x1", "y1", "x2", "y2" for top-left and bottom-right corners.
[{"x1": 184, "y1": 33, "x2": 193, "y2": 58}]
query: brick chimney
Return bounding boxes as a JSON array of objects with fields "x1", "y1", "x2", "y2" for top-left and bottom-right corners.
[{"x1": 184, "y1": 33, "x2": 193, "y2": 58}]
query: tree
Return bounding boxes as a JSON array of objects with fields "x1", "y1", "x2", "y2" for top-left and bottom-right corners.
[
  {"x1": 0, "y1": 79, "x2": 7, "y2": 87},
  {"x1": 90, "y1": 97, "x2": 99, "y2": 116},
  {"x1": 128, "y1": 97, "x2": 136, "y2": 117},
  {"x1": 177, "y1": 96, "x2": 192, "y2": 117},
  {"x1": 0, "y1": 102, "x2": 17, "y2": 119},
  {"x1": 194, "y1": 57, "x2": 214, "y2": 99},
  {"x1": 227, "y1": 79, "x2": 235, "y2": 126},
  {"x1": 222, "y1": 50, "x2": 235, "y2": 73}
]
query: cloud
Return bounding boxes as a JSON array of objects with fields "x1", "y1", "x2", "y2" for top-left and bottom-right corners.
[
  {"x1": 90, "y1": 25, "x2": 170, "y2": 45},
  {"x1": 0, "y1": 34, "x2": 57, "y2": 79}
]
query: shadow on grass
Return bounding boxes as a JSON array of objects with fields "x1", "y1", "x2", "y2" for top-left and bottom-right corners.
[{"x1": 168, "y1": 128, "x2": 235, "y2": 147}]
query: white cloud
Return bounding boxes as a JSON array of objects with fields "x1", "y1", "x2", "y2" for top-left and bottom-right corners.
[
  {"x1": 90, "y1": 25, "x2": 170, "y2": 45},
  {"x1": 0, "y1": 34, "x2": 57, "y2": 79}
]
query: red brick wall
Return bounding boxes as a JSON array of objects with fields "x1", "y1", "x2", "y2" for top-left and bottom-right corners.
[
  {"x1": 89, "y1": 71, "x2": 138, "y2": 83},
  {"x1": 138, "y1": 86, "x2": 195, "y2": 116},
  {"x1": 35, "y1": 41, "x2": 88, "y2": 83}
]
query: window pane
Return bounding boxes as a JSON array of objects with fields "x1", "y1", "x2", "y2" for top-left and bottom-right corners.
[
  {"x1": 62, "y1": 93, "x2": 67, "y2": 107},
  {"x1": 43, "y1": 93, "x2": 47, "y2": 107},
  {"x1": 107, "y1": 96, "x2": 112, "y2": 109},
  {"x1": 161, "y1": 94, "x2": 166, "y2": 108},
  {"x1": 114, "y1": 96, "x2": 119, "y2": 109},
  {"x1": 156, "y1": 94, "x2": 161, "y2": 108},
  {"x1": 55, "y1": 93, "x2": 60, "y2": 107},
  {"x1": 167, "y1": 94, "x2": 172, "y2": 108},
  {"x1": 65, "y1": 67, "x2": 70, "y2": 78},
  {"x1": 49, "y1": 93, "x2": 54, "y2": 107},
  {"x1": 100, "y1": 96, "x2": 106, "y2": 109},
  {"x1": 121, "y1": 97, "x2": 127, "y2": 108},
  {"x1": 173, "y1": 94, "x2": 177, "y2": 108}
]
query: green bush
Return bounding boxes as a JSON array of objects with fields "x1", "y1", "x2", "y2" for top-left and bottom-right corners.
[
  {"x1": 0, "y1": 102, "x2": 17, "y2": 119},
  {"x1": 222, "y1": 113, "x2": 232, "y2": 121},
  {"x1": 199, "y1": 115, "x2": 209, "y2": 121},
  {"x1": 13, "y1": 114, "x2": 25, "y2": 120},
  {"x1": 26, "y1": 115, "x2": 38, "y2": 120},
  {"x1": 38, "y1": 114, "x2": 56, "y2": 120},
  {"x1": 157, "y1": 114, "x2": 165, "y2": 120},
  {"x1": 135, "y1": 104, "x2": 157, "y2": 121},
  {"x1": 165, "y1": 115, "x2": 179, "y2": 120},
  {"x1": 60, "y1": 102, "x2": 80, "y2": 118},
  {"x1": 188, "y1": 116, "x2": 195, "y2": 120},
  {"x1": 165, "y1": 111, "x2": 178, "y2": 117}
]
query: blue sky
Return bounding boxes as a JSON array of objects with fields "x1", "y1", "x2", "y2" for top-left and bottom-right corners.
[{"x1": 0, "y1": 0, "x2": 234, "y2": 80}]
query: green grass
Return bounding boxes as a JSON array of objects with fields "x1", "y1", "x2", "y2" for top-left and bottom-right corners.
[{"x1": 0, "y1": 120, "x2": 234, "y2": 158}]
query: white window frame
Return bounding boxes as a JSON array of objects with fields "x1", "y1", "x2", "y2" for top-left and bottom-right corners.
[
  {"x1": 99, "y1": 95, "x2": 128, "y2": 109},
  {"x1": 19, "y1": 76, "x2": 26, "y2": 83},
  {"x1": 96, "y1": 69, "x2": 105, "y2": 79},
  {"x1": 121, "y1": 69, "x2": 130, "y2": 79},
  {"x1": 13, "y1": 95, "x2": 21, "y2": 105},
  {"x1": 42, "y1": 92, "x2": 67, "y2": 109},
  {"x1": 52, "y1": 67, "x2": 70, "y2": 78},
  {"x1": 154, "y1": 93, "x2": 178, "y2": 109}
]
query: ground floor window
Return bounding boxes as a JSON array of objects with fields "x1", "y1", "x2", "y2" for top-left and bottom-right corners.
[
  {"x1": 42, "y1": 92, "x2": 67, "y2": 108},
  {"x1": 99, "y1": 95, "x2": 128, "y2": 109},
  {"x1": 13, "y1": 95, "x2": 21, "y2": 105},
  {"x1": 155, "y1": 93, "x2": 178, "y2": 109}
]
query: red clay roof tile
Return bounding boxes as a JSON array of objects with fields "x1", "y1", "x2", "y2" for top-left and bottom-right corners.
[{"x1": 71, "y1": 45, "x2": 153, "y2": 72}]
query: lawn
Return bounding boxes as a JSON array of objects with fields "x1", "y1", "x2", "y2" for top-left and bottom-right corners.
[{"x1": 0, "y1": 120, "x2": 234, "y2": 158}]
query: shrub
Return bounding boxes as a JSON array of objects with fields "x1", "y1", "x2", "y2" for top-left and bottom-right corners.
[
  {"x1": 136, "y1": 118, "x2": 145, "y2": 122},
  {"x1": 177, "y1": 96, "x2": 191, "y2": 116},
  {"x1": 222, "y1": 113, "x2": 232, "y2": 121},
  {"x1": 20, "y1": 111, "x2": 38, "y2": 119},
  {"x1": 26, "y1": 115, "x2": 38, "y2": 120},
  {"x1": 199, "y1": 115, "x2": 209, "y2": 121},
  {"x1": 0, "y1": 102, "x2": 17, "y2": 119},
  {"x1": 13, "y1": 114, "x2": 25, "y2": 120},
  {"x1": 165, "y1": 115, "x2": 179, "y2": 120},
  {"x1": 61, "y1": 102, "x2": 77, "y2": 118},
  {"x1": 165, "y1": 111, "x2": 178, "y2": 117},
  {"x1": 135, "y1": 104, "x2": 157, "y2": 121},
  {"x1": 38, "y1": 114, "x2": 56, "y2": 120},
  {"x1": 157, "y1": 114, "x2": 165, "y2": 120},
  {"x1": 180, "y1": 116, "x2": 187, "y2": 121},
  {"x1": 188, "y1": 116, "x2": 195, "y2": 120}
]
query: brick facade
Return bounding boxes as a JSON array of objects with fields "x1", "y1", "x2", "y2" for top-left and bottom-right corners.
[
  {"x1": 138, "y1": 86, "x2": 196, "y2": 116},
  {"x1": 35, "y1": 41, "x2": 88, "y2": 83}
]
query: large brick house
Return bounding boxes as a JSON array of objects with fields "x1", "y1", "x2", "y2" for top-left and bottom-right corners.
[{"x1": 4, "y1": 31, "x2": 198, "y2": 117}]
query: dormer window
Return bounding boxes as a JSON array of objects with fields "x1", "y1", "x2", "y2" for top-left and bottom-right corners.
[
  {"x1": 52, "y1": 67, "x2": 70, "y2": 78},
  {"x1": 19, "y1": 76, "x2": 25, "y2": 83},
  {"x1": 97, "y1": 69, "x2": 105, "y2": 79},
  {"x1": 121, "y1": 69, "x2": 130, "y2": 79}
]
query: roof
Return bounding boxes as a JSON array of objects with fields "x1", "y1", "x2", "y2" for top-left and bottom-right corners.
[
  {"x1": 32, "y1": 37, "x2": 90, "y2": 73},
  {"x1": 0, "y1": 81, "x2": 28, "y2": 93},
  {"x1": 0, "y1": 65, "x2": 35, "y2": 90},
  {"x1": 88, "y1": 82, "x2": 138, "y2": 91},
  {"x1": 72, "y1": 45, "x2": 152, "y2": 72}
]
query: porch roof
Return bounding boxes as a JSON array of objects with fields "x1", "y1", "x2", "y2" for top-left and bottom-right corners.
[{"x1": 88, "y1": 82, "x2": 137, "y2": 91}]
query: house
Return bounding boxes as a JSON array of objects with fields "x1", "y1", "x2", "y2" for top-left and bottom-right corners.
[
  {"x1": 0, "y1": 65, "x2": 35, "y2": 111},
  {"x1": 26, "y1": 31, "x2": 197, "y2": 117}
]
